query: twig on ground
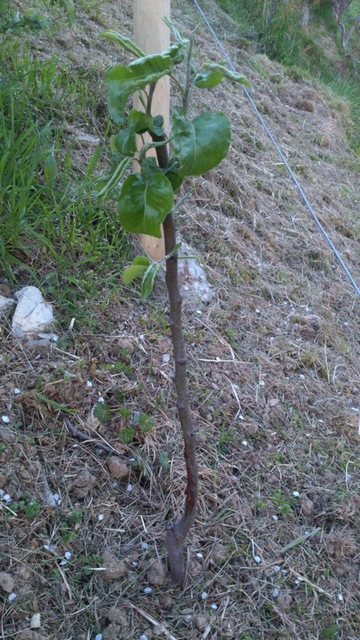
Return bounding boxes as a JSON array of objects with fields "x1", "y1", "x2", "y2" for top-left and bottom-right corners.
[
  {"x1": 127, "y1": 602, "x2": 178, "y2": 640},
  {"x1": 63, "y1": 417, "x2": 131, "y2": 460}
]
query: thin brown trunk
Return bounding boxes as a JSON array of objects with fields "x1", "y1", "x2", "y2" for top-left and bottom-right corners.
[{"x1": 152, "y1": 131, "x2": 198, "y2": 586}]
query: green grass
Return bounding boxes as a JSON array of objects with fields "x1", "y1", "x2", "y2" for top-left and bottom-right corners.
[
  {"x1": 217, "y1": 0, "x2": 360, "y2": 150},
  {"x1": 0, "y1": 16, "x2": 132, "y2": 328}
]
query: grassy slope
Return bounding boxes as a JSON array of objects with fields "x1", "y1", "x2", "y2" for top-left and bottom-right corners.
[{"x1": 0, "y1": 1, "x2": 359, "y2": 640}]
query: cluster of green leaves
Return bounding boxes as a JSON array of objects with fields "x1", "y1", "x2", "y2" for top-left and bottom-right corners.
[
  {"x1": 97, "y1": 26, "x2": 249, "y2": 296},
  {"x1": 93, "y1": 397, "x2": 155, "y2": 444}
]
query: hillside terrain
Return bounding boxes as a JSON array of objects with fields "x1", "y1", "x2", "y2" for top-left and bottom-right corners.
[{"x1": 0, "y1": 1, "x2": 359, "y2": 639}]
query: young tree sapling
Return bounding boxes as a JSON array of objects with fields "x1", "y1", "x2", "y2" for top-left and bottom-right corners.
[{"x1": 96, "y1": 22, "x2": 249, "y2": 585}]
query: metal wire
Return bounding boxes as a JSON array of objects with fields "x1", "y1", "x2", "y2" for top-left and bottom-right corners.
[{"x1": 192, "y1": 0, "x2": 360, "y2": 299}]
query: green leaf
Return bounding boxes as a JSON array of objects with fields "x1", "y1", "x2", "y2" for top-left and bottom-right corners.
[
  {"x1": 123, "y1": 264, "x2": 148, "y2": 285},
  {"x1": 133, "y1": 256, "x2": 151, "y2": 266},
  {"x1": 320, "y1": 625, "x2": 339, "y2": 640},
  {"x1": 93, "y1": 401, "x2": 110, "y2": 424},
  {"x1": 158, "y1": 451, "x2": 170, "y2": 469},
  {"x1": 172, "y1": 107, "x2": 231, "y2": 176},
  {"x1": 165, "y1": 241, "x2": 182, "y2": 259},
  {"x1": 44, "y1": 153, "x2": 57, "y2": 186},
  {"x1": 165, "y1": 160, "x2": 184, "y2": 191},
  {"x1": 140, "y1": 157, "x2": 161, "y2": 181},
  {"x1": 128, "y1": 109, "x2": 154, "y2": 134},
  {"x1": 122, "y1": 256, "x2": 151, "y2": 284},
  {"x1": 202, "y1": 62, "x2": 250, "y2": 86},
  {"x1": 100, "y1": 30, "x2": 145, "y2": 59},
  {"x1": 279, "y1": 528, "x2": 320, "y2": 554},
  {"x1": 162, "y1": 43, "x2": 184, "y2": 64},
  {"x1": 141, "y1": 262, "x2": 161, "y2": 299},
  {"x1": 96, "y1": 157, "x2": 131, "y2": 199},
  {"x1": 150, "y1": 115, "x2": 165, "y2": 137},
  {"x1": 110, "y1": 125, "x2": 137, "y2": 156},
  {"x1": 85, "y1": 143, "x2": 103, "y2": 178},
  {"x1": 118, "y1": 173, "x2": 173, "y2": 238},
  {"x1": 118, "y1": 427, "x2": 135, "y2": 444},
  {"x1": 162, "y1": 17, "x2": 189, "y2": 46},
  {"x1": 106, "y1": 54, "x2": 174, "y2": 123},
  {"x1": 194, "y1": 69, "x2": 223, "y2": 88},
  {"x1": 140, "y1": 158, "x2": 183, "y2": 192}
]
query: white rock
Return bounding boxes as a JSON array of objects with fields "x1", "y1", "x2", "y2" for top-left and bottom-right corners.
[
  {"x1": 0, "y1": 295, "x2": 15, "y2": 316},
  {"x1": 178, "y1": 241, "x2": 214, "y2": 303},
  {"x1": 30, "y1": 613, "x2": 41, "y2": 628},
  {"x1": 12, "y1": 287, "x2": 54, "y2": 337}
]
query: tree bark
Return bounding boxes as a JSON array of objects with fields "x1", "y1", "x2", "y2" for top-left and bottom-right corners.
[
  {"x1": 332, "y1": 0, "x2": 353, "y2": 19},
  {"x1": 152, "y1": 130, "x2": 198, "y2": 586},
  {"x1": 332, "y1": 1, "x2": 359, "y2": 50}
]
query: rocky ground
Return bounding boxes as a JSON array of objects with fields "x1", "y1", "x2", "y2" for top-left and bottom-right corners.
[{"x1": 0, "y1": 1, "x2": 359, "y2": 639}]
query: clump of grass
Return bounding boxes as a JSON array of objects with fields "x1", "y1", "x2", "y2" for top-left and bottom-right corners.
[
  {"x1": 0, "y1": 29, "x2": 131, "y2": 327},
  {"x1": 218, "y1": 0, "x2": 360, "y2": 150}
]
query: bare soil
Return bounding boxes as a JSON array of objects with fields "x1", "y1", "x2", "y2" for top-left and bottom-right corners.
[{"x1": 1, "y1": 1, "x2": 359, "y2": 639}]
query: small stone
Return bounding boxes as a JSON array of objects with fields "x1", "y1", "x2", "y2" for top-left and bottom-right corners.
[
  {"x1": 106, "y1": 607, "x2": 128, "y2": 626},
  {"x1": 102, "y1": 626, "x2": 121, "y2": 640},
  {"x1": 147, "y1": 560, "x2": 167, "y2": 587},
  {"x1": 210, "y1": 603, "x2": 218, "y2": 610},
  {"x1": 144, "y1": 587, "x2": 152, "y2": 594},
  {"x1": 0, "y1": 295, "x2": 15, "y2": 315},
  {"x1": 116, "y1": 338, "x2": 135, "y2": 353},
  {"x1": 0, "y1": 572, "x2": 15, "y2": 593},
  {"x1": 268, "y1": 398, "x2": 279, "y2": 407},
  {"x1": 292, "y1": 491, "x2": 300, "y2": 497},
  {"x1": 12, "y1": 286, "x2": 54, "y2": 338},
  {"x1": 102, "y1": 550, "x2": 127, "y2": 582},
  {"x1": 210, "y1": 543, "x2": 227, "y2": 564},
  {"x1": 1, "y1": 416, "x2": 10, "y2": 424},
  {"x1": 107, "y1": 457, "x2": 130, "y2": 480},
  {"x1": 30, "y1": 613, "x2": 41, "y2": 629},
  {"x1": 72, "y1": 468, "x2": 96, "y2": 499},
  {"x1": 0, "y1": 428, "x2": 16, "y2": 444},
  {"x1": 277, "y1": 592, "x2": 293, "y2": 612},
  {"x1": 8, "y1": 592, "x2": 17, "y2": 601},
  {"x1": 253, "y1": 556, "x2": 262, "y2": 564},
  {"x1": 201, "y1": 591, "x2": 208, "y2": 599},
  {"x1": 193, "y1": 614, "x2": 208, "y2": 632},
  {"x1": 301, "y1": 495, "x2": 314, "y2": 516}
]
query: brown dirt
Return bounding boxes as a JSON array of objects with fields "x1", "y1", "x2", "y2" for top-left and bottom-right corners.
[{"x1": 0, "y1": 1, "x2": 359, "y2": 639}]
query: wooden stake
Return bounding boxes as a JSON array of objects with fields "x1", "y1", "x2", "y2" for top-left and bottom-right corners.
[{"x1": 134, "y1": 0, "x2": 170, "y2": 260}]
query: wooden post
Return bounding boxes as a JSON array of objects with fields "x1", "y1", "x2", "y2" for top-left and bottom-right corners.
[{"x1": 134, "y1": 0, "x2": 170, "y2": 260}]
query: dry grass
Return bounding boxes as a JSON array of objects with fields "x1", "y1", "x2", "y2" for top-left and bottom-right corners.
[{"x1": 0, "y1": 1, "x2": 359, "y2": 639}]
